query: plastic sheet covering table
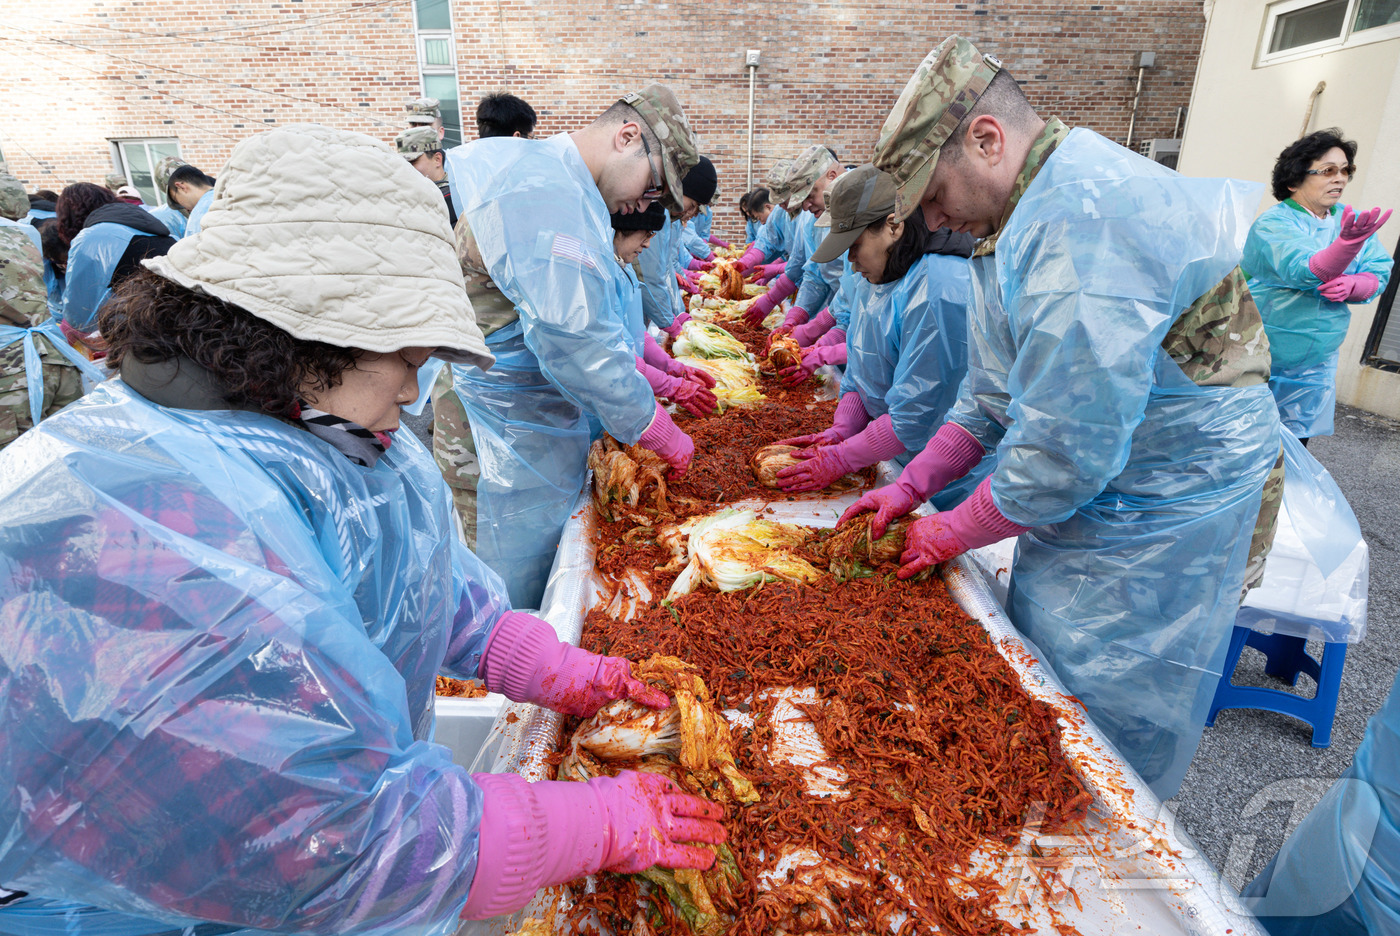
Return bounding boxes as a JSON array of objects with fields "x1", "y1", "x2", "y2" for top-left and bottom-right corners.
[{"x1": 456, "y1": 467, "x2": 1266, "y2": 936}]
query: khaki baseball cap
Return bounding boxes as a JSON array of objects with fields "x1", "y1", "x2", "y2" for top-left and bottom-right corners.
[
  {"x1": 873, "y1": 36, "x2": 1002, "y2": 221},
  {"x1": 810, "y1": 165, "x2": 898, "y2": 263},
  {"x1": 765, "y1": 158, "x2": 795, "y2": 204},
  {"x1": 396, "y1": 126, "x2": 443, "y2": 159},
  {"x1": 785, "y1": 145, "x2": 839, "y2": 217},
  {"x1": 153, "y1": 157, "x2": 189, "y2": 197},
  {"x1": 619, "y1": 84, "x2": 700, "y2": 215},
  {"x1": 405, "y1": 96, "x2": 441, "y2": 125}
]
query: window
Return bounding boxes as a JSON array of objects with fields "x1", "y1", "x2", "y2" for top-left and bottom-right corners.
[
  {"x1": 414, "y1": 0, "x2": 461, "y2": 146},
  {"x1": 1363, "y1": 239, "x2": 1400, "y2": 369},
  {"x1": 112, "y1": 138, "x2": 181, "y2": 206},
  {"x1": 1260, "y1": 0, "x2": 1400, "y2": 64}
]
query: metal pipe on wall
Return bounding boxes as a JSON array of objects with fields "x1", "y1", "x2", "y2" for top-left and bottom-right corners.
[
  {"x1": 745, "y1": 50, "x2": 760, "y2": 191},
  {"x1": 1124, "y1": 51, "x2": 1155, "y2": 152}
]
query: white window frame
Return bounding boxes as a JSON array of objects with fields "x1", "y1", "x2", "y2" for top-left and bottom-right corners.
[
  {"x1": 417, "y1": 31, "x2": 455, "y2": 72},
  {"x1": 110, "y1": 137, "x2": 182, "y2": 207},
  {"x1": 1258, "y1": 0, "x2": 1400, "y2": 67}
]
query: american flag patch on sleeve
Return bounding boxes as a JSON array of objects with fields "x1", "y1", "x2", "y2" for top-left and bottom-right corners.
[{"x1": 547, "y1": 232, "x2": 599, "y2": 271}]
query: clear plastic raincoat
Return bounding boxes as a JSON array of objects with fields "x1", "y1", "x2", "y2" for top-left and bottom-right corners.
[
  {"x1": 1242, "y1": 201, "x2": 1393, "y2": 439},
  {"x1": 183, "y1": 189, "x2": 215, "y2": 238},
  {"x1": 634, "y1": 209, "x2": 685, "y2": 330},
  {"x1": 678, "y1": 220, "x2": 709, "y2": 261},
  {"x1": 443, "y1": 134, "x2": 656, "y2": 609},
  {"x1": 783, "y1": 211, "x2": 816, "y2": 290},
  {"x1": 0, "y1": 379, "x2": 513, "y2": 936},
  {"x1": 752, "y1": 206, "x2": 792, "y2": 263},
  {"x1": 61, "y1": 223, "x2": 149, "y2": 330},
  {"x1": 843, "y1": 251, "x2": 986, "y2": 508},
  {"x1": 143, "y1": 203, "x2": 187, "y2": 240},
  {"x1": 1244, "y1": 664, "x2": 1400, "y2": 935},
  {"x1": 945, "y1": 128, "x2": 1282, "y2": 798}
]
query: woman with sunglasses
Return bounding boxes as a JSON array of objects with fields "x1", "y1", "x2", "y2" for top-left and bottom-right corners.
[{"x1": 1242, "y1": 128, "x2": 1393, "y2": 444}]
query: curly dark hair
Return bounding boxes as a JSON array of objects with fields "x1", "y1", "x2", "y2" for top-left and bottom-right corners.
[
  {"x1": 99, "y1": 270, "x2": 360, "y2": 418},
  {"x1": 55, "y1": 182, "x2": 117, "y2": 244},
  {"x1": 1272, "y1": 128, "x2": 1358, "y2": 202}
]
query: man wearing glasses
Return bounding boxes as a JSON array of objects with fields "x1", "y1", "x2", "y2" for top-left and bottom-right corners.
[{"x1": 435, "y1": 84, "x2": 700, "y2": 609}]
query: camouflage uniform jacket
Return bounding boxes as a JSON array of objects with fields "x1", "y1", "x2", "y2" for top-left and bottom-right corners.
[{"x1": 0, "y1": 228, "x2": 85, "y2": 449}]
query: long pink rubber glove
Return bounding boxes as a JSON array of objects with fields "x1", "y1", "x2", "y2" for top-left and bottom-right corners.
[
  {"x1": 779, "y1": 342, "x2": 846, "y2": 385},
  {"x1": 636, "y1": 357, "x2": 716, "y2": 416},
  {"x1": 791, "y1": 308, "x2": 836, "y2": 347},
  {"x1": 839, "y1": 422, "x2": 986, "y2": 537},
  {"x1": 742, "y1": 273, "x2": 796, "y2": 326},
  {"x1": 687, "y1": 258, "x2": 713, "y2": 272},
  {"x1": 777, "y1": 414, "x2": 907, "y2": 492},
  {"x1": 661, "y1": 310, "x2": 692, "y2": 339},
  {"x1": 1309, "y1": 206, "x2": 1392, "y2": 282},
  {"x1": 814, "y1": 326, "x2": 847, "y2": 349},
  {"x1": 638, "y1": 402, "x2": 694, "y2": 479},
  {"x1": 775, "y1": 392, "x2": 871, "y2": 448},
  {"x1": 479, "y1": 611, "x2": 669, "y2": 716},
  {"x1": 756, "y1": 260, "x2": 787, "y2": 284},
  {"x1": 897, "y1": 476, "x2": 1031, "y2": 579},
  {"x1": 676, "y1": 273, "x2": 699, "y2": 296},
  {"x1": 1318, "y1": 271, "x2": 1380, "y2": 303},
  {"x1": 643, "y1": 332, "x2": 679, "y2": 372},
  {"x1": 707, "y1": 234, "x2": 731, "y2": 248},
  {"x1": 735, "y1": 245, "x2": 765, "y2": 270},
  {"x1": 461, "y1": 770, "x2": 726, "y2": 919},
  {"x1": 637, "y1": 355, "x2": 683, "y2": 397}
]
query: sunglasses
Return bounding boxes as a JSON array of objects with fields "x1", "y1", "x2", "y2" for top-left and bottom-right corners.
[{"x1": 1305, "y1": 164, "x2": 1356, "y2": 181}]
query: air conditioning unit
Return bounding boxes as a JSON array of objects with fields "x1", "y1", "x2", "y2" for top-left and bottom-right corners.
[{"x1": 1148, "y1": 139, "x2": 1181, "y2": 170}]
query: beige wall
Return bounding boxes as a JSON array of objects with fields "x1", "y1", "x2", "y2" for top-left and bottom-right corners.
[{"x1": 1180, "y1": 0, "x2": 1400, "y2": 420}]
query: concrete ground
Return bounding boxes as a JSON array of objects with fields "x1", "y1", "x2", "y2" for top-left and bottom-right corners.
[{"x1": 1169, "y1": 403, "x2": 1400, "y2": 893}]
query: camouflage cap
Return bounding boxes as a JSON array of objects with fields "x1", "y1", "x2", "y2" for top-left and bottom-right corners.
[
  {"x1": 810, "y1": 164, "x2": 897, "y2": 263},
  {"x1": 874, "y1": 36, "x2": 1002, "y2": 220},
  {"x1": 784, "y1": 145, "x2": 839, "y2": 217},
  {"x1": 396, "y1": 126, "x2": 443, "y2": 160},
  {"x1": 405, "y1": 96, "x2": 441, "y2": 125},
  {"x1": 153, "y1": 156, "x2": 189, "y2": 196},
  {"x1": 764, "y1": 158, "x2": 795, "y2": 205},
  {"x1": 0, "y1": 172, "x2": 27, "y2": 221},
  {"x1": 103, "y1": 173, "x2": 129, "y2": 193},
  {"x1": 619, "y1": 84, "x2": 700, "y2": 215}
]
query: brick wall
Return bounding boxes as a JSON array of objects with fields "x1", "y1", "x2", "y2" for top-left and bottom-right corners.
[{"x1": 0, "y1": 0, "x2": 1203, "y2": 239}]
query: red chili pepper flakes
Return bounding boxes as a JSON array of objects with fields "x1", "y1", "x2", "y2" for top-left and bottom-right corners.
[{"x1": 566, "y1": 574, "x2": 1094, "y2": 936}]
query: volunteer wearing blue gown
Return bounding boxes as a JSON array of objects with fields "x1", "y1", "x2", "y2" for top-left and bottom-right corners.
[
  {"x1": 1242, "y1": 128, "x2": 1392, "y2": 444},
  {"x1": 436, "y1": 85, "x2": 700, "y2": 609},
  {"x1": 637, "y1": 157, "x2": 720, "y2": 336},
  {"x1": 55, "y1": 182, "x2": 174, "y2": 331},
  {"x1": 843, "y1": 38, "x2": 1284, "y2": 799},
  {"x1": 0, "y1": 124, "x2": 722, "y2": 936},
  {"x1": 771, "y1": 164, "x2": 984, "y2": 508}
]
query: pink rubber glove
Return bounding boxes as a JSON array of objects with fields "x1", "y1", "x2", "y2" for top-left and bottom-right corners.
[
  {"x1": 661, "y1": 310, "x2": 692, "y2": 339},
  {"x1": 1309, "y1": 206, "x2": 1392, "y2": 282},
  {"x1": 637, "y1": 356, "x2": 684, "y2": 399},
  {"x1": 897, "y1": 476, "x2": 1031, "y2": 579},
  {"x1": 680, "y1": 364, "x2": 716, "y2": 388},
  {"x1": 780, "y1": 343, "x2": 846, "y2": 385},
  {"x1": 756, "y1": 260, "x2": 787, "y2": 284},
  {"x1": 791, "y1": 308, "x2": 836, "y2": 347},
  {"x1": 707, "y1": 235, "x2": 731, "y2": 248},
  {"x1": 462, "y1": 771, "x2": 725, "y2": 919},
  {"x1": 676, "y1": 273, "x2": 699, "y2": 296},
  {"x1": 782, "y1": 305, "x2": 810, "y2": 329},
  {"x1": 776, "y1": 415, "x2": 906, "y2": 492},
  {"x1": 742, "y1": 273, "x2": 796, "y2": 326},
  {"x1": 735, "y1": 245, "x2": 765, "y2": 271},
  {"x1": 775, "y1": 392, "x2": 872, "y2": 448},
  {"x1": 1318, "y1": 271, "x2": 1380, "y2": 303},
  {"x1": 669, "y1": 378, "x2": 718, "y2": 417},
  {"x1": 687, "y1": 258, "x2": 714, "y2": 272},
  {"x1": 839, "y1": 422, "x2": 986, "y2": 537},
  {"x1": 638, "y1": 403, "x2": 694, "y2": 479},
  {"x1": 814, "y1": 327, "x2": 847, "y2": 349},
  {"x1": 479, "y1": 611, "x2": 669, "y2": 716},
  {"x1": 643, "y1": 332, "x2": 677, "y2": 372}
]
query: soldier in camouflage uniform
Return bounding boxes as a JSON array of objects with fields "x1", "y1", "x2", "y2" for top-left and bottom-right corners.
[
  {"x1": 405, "y1": 96, "x2": 444, "y2": 140},
  {"x1": 433, "y1": 84, "x2": 701, "y2": 609},
  {"x1": 0, "y1": 225, "x2": 86, "y2": 449},
  {"x1": 843, "y1": 36, "x2": 1285, "y2": 798}
]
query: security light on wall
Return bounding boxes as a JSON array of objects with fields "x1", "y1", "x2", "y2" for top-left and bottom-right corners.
[{"x1": 746, "y1": 50, "x2": 761, "y2": 68}]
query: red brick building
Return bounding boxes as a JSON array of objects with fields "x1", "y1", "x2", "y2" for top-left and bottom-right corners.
[{"x1": 0, "y1": 0, "x2": 1204, "y2": 238}]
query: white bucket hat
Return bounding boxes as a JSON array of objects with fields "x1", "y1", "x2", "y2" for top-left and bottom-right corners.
[{"x1": 144, "y1": 123, "x2": 493, "y2": 369}]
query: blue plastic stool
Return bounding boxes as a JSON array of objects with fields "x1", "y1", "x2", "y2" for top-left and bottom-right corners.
[{"x1": 1206, "y1": 625, "x2": 1347, "y2": 748}]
